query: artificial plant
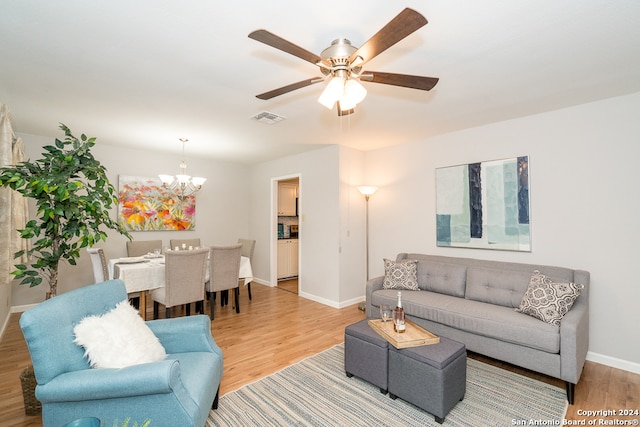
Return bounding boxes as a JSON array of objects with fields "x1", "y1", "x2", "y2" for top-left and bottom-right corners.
[{"x1": 0, "y1": 123, "x2": 130, "y2": 297}]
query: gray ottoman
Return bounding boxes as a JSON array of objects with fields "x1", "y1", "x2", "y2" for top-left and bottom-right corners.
[
  {"x1": 388, "y1": 336, "x2": 466, "y2": 424},
  {"x1": 344, "y1": 319, "x2": 389, "y2": 393}
]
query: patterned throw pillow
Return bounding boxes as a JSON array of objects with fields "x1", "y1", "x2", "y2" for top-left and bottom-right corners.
[
  {"x1": 515, "y1": 270, "x2": 584, "y2": 326},
  {"x1": 382, "y1": 259, "x2": 419, "y2": 291}
]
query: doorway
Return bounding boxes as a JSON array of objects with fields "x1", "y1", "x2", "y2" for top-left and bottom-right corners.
[{"x1": 273, "y1": 176, "x2": 300, "y2": 294}]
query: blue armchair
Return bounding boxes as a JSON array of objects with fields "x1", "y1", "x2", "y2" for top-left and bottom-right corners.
[{"x1": 19, "y1": 280, "x2": 223, "y2": 427}]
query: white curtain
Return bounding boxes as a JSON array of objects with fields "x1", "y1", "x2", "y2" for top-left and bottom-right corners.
[{"x1": 0, "y1": 104, "x2": 30, "y2": 288}]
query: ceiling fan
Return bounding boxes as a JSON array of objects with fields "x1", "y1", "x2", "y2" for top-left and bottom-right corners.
[{"x1": 249, "y1": 7, "x2": 439, "y2": 116}]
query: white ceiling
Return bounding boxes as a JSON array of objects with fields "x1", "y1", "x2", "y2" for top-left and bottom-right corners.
[{"x1": 1, "y1": 0, "x2": 639, "y2": 164}]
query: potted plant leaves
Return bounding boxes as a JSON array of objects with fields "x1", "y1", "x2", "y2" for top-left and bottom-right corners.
[{"x1": 0, "y1": 123, "x2": 131, "y2": 297}]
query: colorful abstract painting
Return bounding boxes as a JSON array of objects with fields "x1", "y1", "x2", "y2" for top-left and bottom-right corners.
[
  {"x1": 118, "y1": 175, "x2": 196, "y2": 231},
  {"x1": 436, "y1": 156, "x2": 530, "y2": 251}
]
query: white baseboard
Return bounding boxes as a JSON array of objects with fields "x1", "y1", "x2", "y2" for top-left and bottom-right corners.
[
  {"x1": 0, "y1": 314, "x2": 9, "y2": 343},
  {"x1": 251, "y1": 278, "x2": 274, "y2": 287},
  {"x1": 297, "y1": 291, "x2": 362, "y2": 309},
  {"x1": 11, "y1": 303, "x2": 38, "y2": 314},
  {"x1": 0, "y1": 303, "x2": 37, "y2": 342},
  {"x1": 587, "y1": 351, "x2": 640, "y2": 374}
]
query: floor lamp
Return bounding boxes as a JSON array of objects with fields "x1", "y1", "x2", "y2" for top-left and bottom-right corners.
[{"x1": 357, "y1": 186, "x2": 378, "y2": 311}]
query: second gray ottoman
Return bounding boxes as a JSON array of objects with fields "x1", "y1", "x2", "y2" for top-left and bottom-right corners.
[
  {"x1": 388, "y1": 336, "x2": 466, "y2": 424},
  {"x1": 344, "y1": 319, "x2": 389, "y2": 393}
]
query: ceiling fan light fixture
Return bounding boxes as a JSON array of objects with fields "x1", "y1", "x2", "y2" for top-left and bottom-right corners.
[
  {"x1": 318, "y1": 76, "x2": 345, "y2": 109},
  {"x1": 339, "y1": 78, "x2": 367, "y2": 110}
]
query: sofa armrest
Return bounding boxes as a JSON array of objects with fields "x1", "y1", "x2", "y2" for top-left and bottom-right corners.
[
  {"x1": 36, "y1": 359, "x2": 179, "y2": 402},
  {"x1": 365, "y1": 276, "x2": 385, "y2": 318},
  {"x1": 146, "y1": 315, "x2": 222, "y2": 357},
  {"x1": 559, "y1": 284, "x2": 589, "y2": 384}
]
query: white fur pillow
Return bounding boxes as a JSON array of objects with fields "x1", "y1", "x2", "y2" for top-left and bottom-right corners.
[{"x1": 74, "y1": 300, "x2": 166, "y2": 368}]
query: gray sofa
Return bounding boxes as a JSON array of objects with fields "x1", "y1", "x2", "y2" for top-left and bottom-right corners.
[{"x1": 366, "y1": 253, "x2": 589, "y2": 404}]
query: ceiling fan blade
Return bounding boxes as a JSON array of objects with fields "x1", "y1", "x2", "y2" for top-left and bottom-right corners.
[
  {"x1": 361, "y1": 71, "x2": 439, "y2": 91},
  {"x1": 349, "y1": 8, "x2": 427, "y2": 66},
  {"x1": 256, "y1": 78, "x2": 323, "y2": 100},
  {"x1": 249, "y1": 29, "x2": 323, "y2": 66}
]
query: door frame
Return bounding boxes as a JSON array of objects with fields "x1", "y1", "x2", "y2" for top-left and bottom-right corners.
[{"x1": 271, "y1": 174, "x2": 301, "y2": 291}]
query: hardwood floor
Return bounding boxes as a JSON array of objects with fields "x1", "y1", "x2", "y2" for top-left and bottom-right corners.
[
  {"x1": 277, "y1": 277, "x2": 298, "y2": 294},
  {"x1": 1, "y1": 283, "x2": 638, "y2": 426}
]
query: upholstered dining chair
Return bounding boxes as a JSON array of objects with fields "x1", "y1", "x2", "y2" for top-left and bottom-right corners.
[
  {"x1": 151, "y1": 248, "x2": 208, "y2": 319},
  {"x1": 126, "y1": 239, "x2": 162, "y2": 257},
  {"x1": 207, "y1": 244, "x2": 242, "y2": 320},
  {"x1": 86, "y1": 248, "x2": 108, "y2": 283},
  {"x1": 19, "y1": 280, "x2": 223, "y2": 427},
  {"x1": 237, "y1": 238, "x2": 256, "y2": 300},
  {"x1": 169, "y1": 238, "x2": 202, "y2": 250}
]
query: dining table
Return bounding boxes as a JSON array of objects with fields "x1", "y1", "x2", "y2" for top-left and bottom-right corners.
[{"x1": 108, "y1": 254, "x2": 253, "y2": 319}]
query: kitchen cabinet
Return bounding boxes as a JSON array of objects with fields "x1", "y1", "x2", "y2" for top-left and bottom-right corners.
[
  {"x1": 277, "y1": 239, "x2": 299, "y2": 279},
  {"x1": 278, "y1": 182, "x2": 297, "y2": 216}
]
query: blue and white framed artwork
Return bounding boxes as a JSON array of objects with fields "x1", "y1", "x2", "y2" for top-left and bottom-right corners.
[{"x1": 436, "y1": 156, "x2": 530, "y2": 252}]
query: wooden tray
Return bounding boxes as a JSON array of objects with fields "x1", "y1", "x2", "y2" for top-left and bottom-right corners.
[{"x1": 368, "y1": 318, "x2": 440, "y2": 349}]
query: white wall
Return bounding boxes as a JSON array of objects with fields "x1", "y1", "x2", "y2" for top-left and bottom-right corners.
[
  {"x1": 12, "y1": 132, "x2": 251, "y2": 307},
  {"x1": 338, "y1": 146, "x2": 367, "y2": 304},
  {"x1": 250, "y1": 145, "x2": 350, "y2": 306},
  {"x1": 365, "y1": 92, "x2": 640, "y2": 371}
]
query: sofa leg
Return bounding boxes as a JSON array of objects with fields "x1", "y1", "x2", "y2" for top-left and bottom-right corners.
[
  {"x1": 212, "y1": 386, "x2": 220, "y2": 410},
  {"x1": 566, "y1": 381, "x2": 575, "y2": 404}
]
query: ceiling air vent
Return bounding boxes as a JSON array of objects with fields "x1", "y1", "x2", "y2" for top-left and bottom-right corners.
[{"x1": 251, "y1": 111, "x2": 285, "y2": 125}]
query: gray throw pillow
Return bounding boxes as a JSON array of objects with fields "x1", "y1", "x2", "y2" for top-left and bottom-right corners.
[
  {"x1": 515, "y1": 270, "x2": 584, "y2": 326},
  {"x1": 382, "y1": 259, "x2": 419, "y2": 291}
]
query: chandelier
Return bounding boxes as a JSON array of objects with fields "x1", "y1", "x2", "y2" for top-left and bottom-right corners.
[{"x1": 159, "y1": 138, "x2": 206, "y2": 200}]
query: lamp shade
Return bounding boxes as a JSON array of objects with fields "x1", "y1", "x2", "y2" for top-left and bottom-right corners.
[
  {"x1": 318, "y1": 76, "x2": 345, "y2": 109},
  {"x1": 357, "y1": 186, "x2": 378, "y2": 196},
  {"x1": 159, "y1": 174, "x2": 174, "y2": 184},
  {"x1": 191, "y1": 177, "x2": 207, "y2": 186},
  {"x1": 340, "y1": 78, "x2": 367, "y2": 110}
]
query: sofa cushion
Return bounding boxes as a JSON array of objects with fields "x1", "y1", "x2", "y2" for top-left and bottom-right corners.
[
  {"x1": 465, "y1": 267, "x2": 532, "y2": 308},
  {"x1": 383, "y1": 259, "x2": 419, "y2": 291},
  {"x1": 515, "y1": 270, "x2": 584, "y2": 326},
  {"x1": 371, "y1": 289, "x2": 560, "y2": 353},
  {"x1": 416, "y1": 261, "x2": 467, "y2": 297}
]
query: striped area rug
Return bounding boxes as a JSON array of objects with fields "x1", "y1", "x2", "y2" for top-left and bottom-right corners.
[{"x1": 207, "y1": 343, "x2": 567, "y2": 426}]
